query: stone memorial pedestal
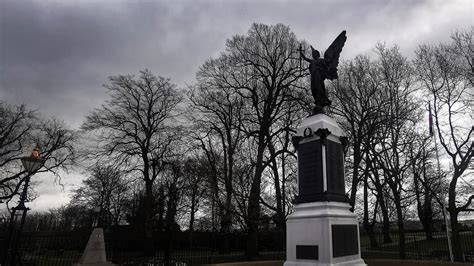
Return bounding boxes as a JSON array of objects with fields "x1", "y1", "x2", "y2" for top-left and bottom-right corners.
[
  {"x1": 284, "y1": 114, "x2": 365, "y2": 266},
  {"x1": 75, "y1": 228, "x2": 115, "y2": 266}
]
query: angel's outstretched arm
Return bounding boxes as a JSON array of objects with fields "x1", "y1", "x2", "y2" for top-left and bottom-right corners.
[{"x1": 299, "y1": 45, "x2": 311, "y2": 62}]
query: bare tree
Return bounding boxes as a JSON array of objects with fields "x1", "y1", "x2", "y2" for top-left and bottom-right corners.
[
  {"x1": 331, "y1": 55, "x2": 394, "y2": 244},
  {"x1": 362, "y1": 161, "x2": 379, "y2": 248},
  {"x1": 198, "y1": 23, "x2": 303, "y2": 258},
  {"x1": 82, "y1": 70, "x2": 182, "y2": 254},
  {"x1": 22, "y1": 204, "x2": 95, "y2": 231},
  {"x1": 181, "y1": 157, "x2": 207, "y2": 235},
  {"x1": 406, "y1": 133, "x2": 446, "y2": 240},
  {"x1": 188, "y1": 68, "x2": 246, "y2": 252},
  {"x1": 260, "y1": 92, "x2": 303, "y2": 233},
  {"x1": 157, "y1": 161, "x2": 186, "y2": 234},
  {"x1": 331, "y1": 56, "x2": 385, "y2": 207},
  {"x1": 231, "y1": 23, "x2": 302, "y2": 258},
  {"x1": 1, "y1": 103, "x2": 76, "y2": 202},
  {"x1": 366, "y1": 141, "x2": 393, "y2": 243},
  {"x1": 370, "y1": 44, "x2": 420, "y2": 259},
  {"x1": 414, "y1": 29, "x2": 473, "y2": 262},
  {"x1": 70, "y1": 164, "x2": 131, "y2": 227}
]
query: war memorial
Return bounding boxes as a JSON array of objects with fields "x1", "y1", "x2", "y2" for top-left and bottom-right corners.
[{"x1": 284, "y1": 31, "x2": 366, "y2": 266}]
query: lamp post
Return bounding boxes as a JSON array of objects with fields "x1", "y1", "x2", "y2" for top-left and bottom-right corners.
[
  {"x1": 98, "y1": 189, "x2": 105, "y2": 228},
  {"x1": 4, "y1": 148, "x2": 45, "y2": 266}
]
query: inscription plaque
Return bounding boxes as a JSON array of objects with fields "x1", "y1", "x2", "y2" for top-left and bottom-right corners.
[
  {"x1": 296, "y1": 245, "x2": 319, "y2": 260},
  {"x1": 296, "y1": 137, "x2": 348, "y2": 203},
  {"x1": 332, "y1": 224, "x2": 358, "y2": 257},
  {"x1": 297, "y1": 139, "x2": 323, "y2": 203},
  {"x1": 326, "y1": 140, "x2": 344, "y2": 195}
]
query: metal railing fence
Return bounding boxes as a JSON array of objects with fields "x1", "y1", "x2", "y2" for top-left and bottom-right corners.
[{"x1": 1, "y1": 227, "x2": 472, "y2": 265}]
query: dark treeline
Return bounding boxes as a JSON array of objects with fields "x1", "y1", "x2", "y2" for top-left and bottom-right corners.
[{"x1": 1, "y1": 24, "x2": 472, "y2": 261}]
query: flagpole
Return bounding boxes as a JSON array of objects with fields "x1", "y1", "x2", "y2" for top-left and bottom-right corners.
[
  {"x1": 298, "y1": 44, "x2": 302, "y2": 77},
  {"x1": 430, "y1": 101, "x2": 454, "y2": 262}
]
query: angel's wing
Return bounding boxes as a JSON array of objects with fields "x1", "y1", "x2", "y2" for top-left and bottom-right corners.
[{"x1": 324, "y1": 30, "x2": 347, "y2": 80}]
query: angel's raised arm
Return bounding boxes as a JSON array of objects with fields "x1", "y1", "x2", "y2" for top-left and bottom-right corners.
[{"x1": 299, "y1": 45, "x2": 311, "y2": 62}]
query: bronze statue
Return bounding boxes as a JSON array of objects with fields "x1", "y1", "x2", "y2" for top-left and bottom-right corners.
[{"x1": 299, "y1": 30, "x2": 347, "y2": 114}]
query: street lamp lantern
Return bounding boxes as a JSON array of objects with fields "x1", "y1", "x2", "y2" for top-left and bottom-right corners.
[
  {"x1": 21, "y1": 148, "x2": 45, "y2": 173},
  {"x1": 31, "y1": 148, "x2": 40, "y2": 158},
  {"x1": 3, "y1": 148, "x2": 45, "y2": 265}
]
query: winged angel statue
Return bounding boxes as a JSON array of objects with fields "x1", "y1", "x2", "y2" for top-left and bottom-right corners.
[{"x1": 299, "y1": 30, "x2": 347, "y2": 114}]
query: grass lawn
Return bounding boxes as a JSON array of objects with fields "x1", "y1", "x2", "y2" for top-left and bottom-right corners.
[
  {"x1": 361, "y1": 231, "x2": 474, "y2": 260},
  {"x1": 20, "y1": 250, "x2": 82, "y2": 266},
  {"x1": 108, "y1": 250, "x2": 285, "y2": 265}
]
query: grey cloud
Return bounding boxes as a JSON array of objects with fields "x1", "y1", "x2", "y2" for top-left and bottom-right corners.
[
  {"x1": 0, "y1": 0, "x2": 471, "y2": 210},
  {"x1": 1, "y1": 0, "x2": 470, "y2": 130}
]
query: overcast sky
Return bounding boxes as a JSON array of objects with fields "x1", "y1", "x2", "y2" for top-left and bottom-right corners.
[{"x1": 0, "y1": 0, "x2": 472, "y2": 212}]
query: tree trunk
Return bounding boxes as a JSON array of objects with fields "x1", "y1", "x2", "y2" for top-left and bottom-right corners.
[
  {"x1": 144, "y1": 180, "x2": 154, "y2": 256},
  {"x1": 219, "y1": 213, "x2": 231, "y2": 254},
  {"x1": 165, "y1": 184, "x2": 178, "y2": 266},
  {"x1": 379, "y1": 198, "x2": 392, "y2": 243},
  {"x1": 188, "y1": 194, "x2": 196, "y2": 247},
  {"x1": 414, "y1": 158, "x2": 434, "y2": 240},
  {"x1": 268, "y1": 140, "x2": 285, "y2": 233},
  {"x1": 245, "y1": 131, "x2": 267, "y2": 259},
  {"x1": 273, "y1": 171, "x2": 285, "y2": 232},
  {"x1": 280, "y1": 150, "x2": 287, "y2": 251},
  {"x1": 394, "y1": 193, "x2": 405, "y2": 260},
  {"x1": 219, "y1": 141, "x2": 235, "y2": 254},
  {"x1": 370, "y1": 162, "x2": 392, "y2": 243},
  {"x1": 422, "y1": 189, "x2": 433, "y2": 240},
  {"x1": 246, "y1": 175, "x2": 261, "y2": 259},
  {"x1": 349, "y1": 145, "x2": 362, "y2": 210},
  {"x1": 363, "y1": 173, "x2": 378, "y2": 248},
  {"x1": 450, "y1": 210, "x2": 464, "y2": 261},
  {"x1": 219, "y1": 192, "x2": 233, "y2": 254}
]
